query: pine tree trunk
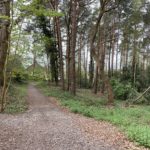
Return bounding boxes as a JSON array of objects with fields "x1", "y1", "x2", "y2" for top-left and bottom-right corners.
[
  {"x1": 100, "y1": 28, "x2": 106, "y2": 93},
  {"x1": 53, "y1": 0, "x2": 65, "y2": 90},
  {"x1": 89, "y1": 0, "x2": 115, "y2": 104},
  {"x1": 66, "y1": 31, "x2": 71, "y2": 91},
  {"x1": 108, "y1": 41, "x2": 111, "y2": 77},
  {"x1": 78, "y1": 36, "x2": 82, "y2": 88},
  {"x1": 89, "y1": 51, "x2": 94, "y2": 88},
  {"x1": 104, "y1": 76, "x2": 114, "y2": 105},
  {"x1": 116, "y1": 39, "x2": 119, "y2": 71},
  {"x1": 132, "y1": 25, "x2": 137, "y2": 86},
  {"x1": 85, "y1": 46, "x2": 88, "y2": 87},
  {"x1": 69, "y1": 0, "x2": 77, "y2": 95},
  {"x1": 111, "y1": 21, "x2": 115, "y2": 76},
  {"x1": 125, "y1": 35, "x2": 129, "y2": 67},
  {"x1": 93, "y1": 65, "x2": 99, "y2": 94}
]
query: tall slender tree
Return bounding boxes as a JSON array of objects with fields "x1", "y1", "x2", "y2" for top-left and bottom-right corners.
[
  {"x1": 69, "y1": 0, "x2": 78, "y2": 95},
  {"x1": 0, "y1": 0, "x2": 10, "y2": 86}
]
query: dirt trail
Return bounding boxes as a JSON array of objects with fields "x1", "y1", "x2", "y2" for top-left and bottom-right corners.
[{"x1": 0, "y1": 84, "x2": 147, "y2": 150}]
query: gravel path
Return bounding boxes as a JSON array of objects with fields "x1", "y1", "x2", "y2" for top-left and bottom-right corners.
[{"x1": 0, "y1": 84, "x2": 148, "y2": 150}]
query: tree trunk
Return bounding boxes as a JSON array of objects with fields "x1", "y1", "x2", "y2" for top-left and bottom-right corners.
[
  {"x1": 116, "y1": 40, "x2": 119, "y2": 71},
  {"x1": 0, "y1": 0, "x2": 10, "y2": 87},
  {"x1": 83, "y1": 45, "x2": 88, "y2": 88},
  {"x1": 104, "y1": 76, "x2": 114, "y2": 105},
  {"x1": 100, "y1": 27, "x2": 106, "y2": 94},
  {"x1": 78, "y1": 36, "x2": 82, "y2": 88},
  {"x1": 55, "y1": 17, "x2": 65, "y2": 90},
  {"x1": 53, "y1": 0, "x2": 65, "y2": 90},
  {"x1": 93, "y1": 65, "x2": 99, "y2": 94},
  {"x1": 32, "y1": 51, "x2": 36, "y2": 76},
  {"x1": 66, "y1": 30, "x2": 71, "y2": 90},
  {"x1": 111, "y1": 21, "x2": 115, "y2": 76},
  {"x1": 89, "y1": 50, "x2": 94, "y2": 88},
  {"x1": 84, "y1": 46, "x2": 88, "y2": 88},
  {"x1": 108, "y1": 41, "x2": 111, "y2": 77},
  {"x1": 69, "y1": 0, "x2": 77, "y2": 95},
  {"x1": 89, "y1": 0, "x2": 115, "y2": 104},
  {"x1": 132, "y1": 25, "x2": 137, "y2": 87},
  {"x1": 0, "y1": 0, "x2": 10, "y2": 112}
]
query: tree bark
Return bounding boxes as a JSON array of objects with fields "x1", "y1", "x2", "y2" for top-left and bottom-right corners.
[
  {"x1": 108, "y1": 40, "x2": 111, "y2": 77},
  {"x1": 54, "y1": 0, "x2": 65, "y2": 90},
  {"x1": 78, "y1": 36, "x2": 82, "y2": 88},
  {"x1": 66, "y1": 31, "x2": 71, "y2": 90},
  {"x1": 132, "y1": 25, "x2": 137, "y2": 87},
  {"x1": 0, "y1": 0, "x2": 10, "y2": 87},
  {"x1": 111, "y1": 21, "x2": 115, "y2": 76},
  {"x1": 100, "y1": 26, "x2": 106, "y2": 93},
  {"x1": 0, "y1": 0, "x2": 10, "y2": 112},
  {"x1": 89, "y1": 49, "x2": 94, "y2": 88},
  {"x1": 55, "y1": 17, "x2": 65, "y2": 90},
  {"x1": 93, "y1": 65, "x2": 99, "y2": 94},
  {"x1": 89, "y1": 0, "x2": 118, "y2": 104},
  {"x1": 69, "y1": 0, "x2": 78, "y2": 95}
]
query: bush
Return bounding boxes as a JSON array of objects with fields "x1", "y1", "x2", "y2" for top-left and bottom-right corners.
[
  {"x1": 12, "y1": 71, "x2": 29, "y2": 83},
  {"x1": 28, "y1": 73, "x2": 45, "y2": 81},
  {"x1": 111, "y1": 79, "x2": 132, "y2": 100}
]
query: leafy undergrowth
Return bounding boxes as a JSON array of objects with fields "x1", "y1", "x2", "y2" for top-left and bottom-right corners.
[
  {"x1": 4, "y1": 83, "x2": 28, "y2": 114},
  {"x1": 36, "y1": 81, "x2": 150, "y2": 148}
]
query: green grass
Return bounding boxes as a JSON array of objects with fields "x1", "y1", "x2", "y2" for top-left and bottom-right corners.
[
  {"x1": 4, "y1": 83, "x2": 28, "y2": 114},
  {"x1": 36, "y1": 81, "x2": 150, "y2": 148}
]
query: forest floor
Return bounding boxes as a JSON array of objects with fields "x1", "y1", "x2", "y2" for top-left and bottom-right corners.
[{"x1": 0, "y1": 83, "x2": 148, "y2": 150}]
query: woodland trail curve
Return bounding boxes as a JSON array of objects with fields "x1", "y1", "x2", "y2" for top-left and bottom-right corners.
[{"x1": 0, "y1": 84, "x2": 147, "y2": 150}]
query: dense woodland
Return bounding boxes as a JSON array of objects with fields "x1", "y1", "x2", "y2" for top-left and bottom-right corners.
[
  {"x1": 0, "y1": 0, "x2": 150, "y2": 111},
  {"x1": 1, "y1": 0, "x2": 150, "y2": 148}
]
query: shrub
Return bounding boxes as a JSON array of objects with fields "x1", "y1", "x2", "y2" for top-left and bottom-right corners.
[
  {"x1": 12, "y1": 71, "x2": 29, "y2": 83},
  {"x1": 111, "y1": 79, "x2": 132, "y2": 100}
]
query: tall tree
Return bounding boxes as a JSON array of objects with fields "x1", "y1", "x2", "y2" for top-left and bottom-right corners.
[
  {"x1": 50, "y1": 0, "x2": 65, "y2": 90},
  {"x1": 90, "y1": 0, "x2": 119, "y2": 104},
  {"x1": 69, "y1": 0, "x2": 78, "y2": 95},
  {"x1": 0, "y1": 0, "x2": 10, "y2": 86},
  {"x1": 0, "y1": 0, "x2": 10, "y2": 112}
]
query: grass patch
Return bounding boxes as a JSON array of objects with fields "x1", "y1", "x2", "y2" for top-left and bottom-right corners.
[
  {"x1": 4, "y1": 82, "x2": 28, "y2": 114},
  {"x1": 36, "y1": 81, "x2": 150, "y2": 148}
]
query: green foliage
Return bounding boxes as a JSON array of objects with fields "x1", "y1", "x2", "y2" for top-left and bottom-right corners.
[
  {"x1": 36, "y1": 81, "x2": 150, "y2": 148},
  {"x1": 127, "y1": 125, "x2": 150, "y2": 147},
  {"x1": 4, "y1": 83, "x2": 28, "y2": 114},
  {"x1": 118, "y1": 65, "x2": 150, "y2": 93},
  {"x1": 120, "y1": 66, "x2": 132, "y2": 82},
  {"x1": 7, "y1": 55, "x2": 25, "y2": 71},
  {"x1": 12, "y1": 70, "x2": 29, "y2": 83},
  {"x1": 7, "y1": 55, "x2": 28, "y2": 82},
  {"x1": 20, "y1": 0, "x2": 63, "y2": 17},
  {"x1": 77, "y1": 71, "x2": 89, "y2": 88},
  {"x1": 26, "y1": 62, "x2": 46, "y2": 80},
  {"x1": 111, "y1": 79, "x2": 132, "y2": 100},
  {"x1": 0, "y1": 15, "x2": 10, "y2": 20}
]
